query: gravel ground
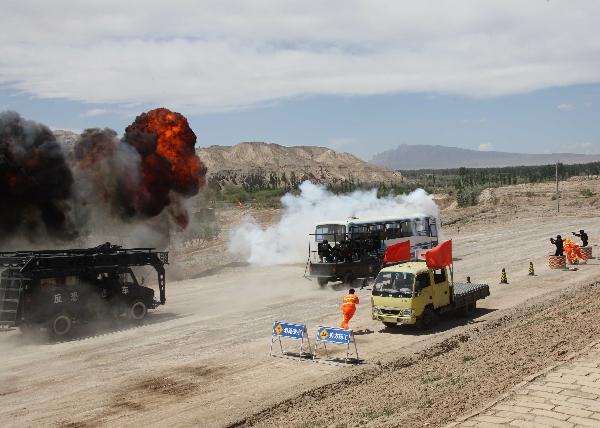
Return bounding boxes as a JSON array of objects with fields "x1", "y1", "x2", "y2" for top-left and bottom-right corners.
[{"x1": 235, "y1": 281, "x2": 600, "y2": 428}]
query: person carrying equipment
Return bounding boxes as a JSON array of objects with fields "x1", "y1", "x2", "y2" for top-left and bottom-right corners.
[
  {"x1": 572, "y1": 230, "x2": 589, "y2": 247},
  {"x1": 550, "y1": 235, "x2": 564, "y2": 257},
  {"x1": 340, "y1": 288, "x2": 360, "y2": 329}
]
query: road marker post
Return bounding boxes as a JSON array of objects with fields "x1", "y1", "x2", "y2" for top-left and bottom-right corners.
[
  {"x1": 500, "y1": 268, "x2": 508, "y2": 284},
  {"x1": 270, "y1": 321, "x2": 312, "y2": 361},
  {"x1": 528, "y1": 262, "x2": 535, "y2": 276},
  {"x1": 314, "y1": 326, "x2": 359, "y2": 364}
]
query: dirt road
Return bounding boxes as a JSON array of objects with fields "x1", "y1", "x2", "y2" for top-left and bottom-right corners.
[{"x1": 1, "y1": 215, "x2": 599, "y2": 427}]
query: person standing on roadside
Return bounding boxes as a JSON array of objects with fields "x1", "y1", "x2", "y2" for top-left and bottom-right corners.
[{"x1": 340, "y1": 288, "x2": 359, "y2": 329}]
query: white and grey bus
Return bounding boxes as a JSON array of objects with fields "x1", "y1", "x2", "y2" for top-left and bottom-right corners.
[{"x1": 308, "y1": 215, "x2": 438, "y2": 286}]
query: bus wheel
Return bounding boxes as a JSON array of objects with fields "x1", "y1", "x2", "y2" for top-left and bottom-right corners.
[
  {"x1": 128, "y1": 299, "x2": 148, "y2": 322},
  {"x1": 416, "y1": 308, "x2": 436, "y2": 330},
  {"x1": 49, "y1": 313, "x2": 72, "y2": 338},
  {"x1": 317, "y1": 277, "x2": 328, "y2": 287}
]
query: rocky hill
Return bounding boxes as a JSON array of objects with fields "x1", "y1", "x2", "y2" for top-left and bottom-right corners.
[
  {"x1": 51, "y1": 132, "x2": 403, "y2": 190},
  {"x1": 196, "y1": 142, "x2": 403, "y2": 190},
  {"x1": 371, "y1": 144, "x2": 600, "y2": 170}
]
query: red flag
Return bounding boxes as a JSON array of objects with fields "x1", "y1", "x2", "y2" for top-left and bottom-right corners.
[
  {"x1": 383, "y1": 241, "x2": 411, "y2": 263},
  {"x1": 424, "y1": 240, "x2": 453, "y2": 269}
]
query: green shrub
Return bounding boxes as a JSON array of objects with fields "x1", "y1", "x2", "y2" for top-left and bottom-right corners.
[{"x1": 456, "y1": 186, "x2": 482, "y2": 207}]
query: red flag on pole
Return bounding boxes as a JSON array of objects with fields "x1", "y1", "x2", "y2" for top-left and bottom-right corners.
[
  {"x1": 424, "y1": 240, "x2": 453, "y2": 269},
  {"x1": 383, "y1": 241, "x2": 411, "y2": 264}
]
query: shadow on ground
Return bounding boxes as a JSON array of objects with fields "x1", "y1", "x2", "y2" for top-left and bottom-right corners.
[
  {"x1": 379, "y1": 307, "x2": 497, "y2": 336},
  {"x1": 1, "y1": 312, "x2": 183, "y2": 346}
]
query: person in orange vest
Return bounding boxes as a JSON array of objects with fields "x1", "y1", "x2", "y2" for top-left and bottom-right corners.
[{"x1": 340, "y1": 288, "x2": 360, "y2": 329}]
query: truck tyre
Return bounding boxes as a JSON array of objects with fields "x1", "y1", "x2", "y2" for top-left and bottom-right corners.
[
  {"x1": 343, "y1": 273, "x2": 354, "y2": 285},
  {"x1": 416, "y1": 308, "x2": 436, "y2": 330},
  {"x1": 49, "y1": 313, "x2": 72, "y2": 338},
  {"x1": 317, "y1": 277, "x2": 328, "y2": 287},
  {"x1": 128, "y1": 299, "x2": 148, "y2": 322}
]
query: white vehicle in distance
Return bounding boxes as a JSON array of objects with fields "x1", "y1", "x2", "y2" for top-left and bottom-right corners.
[{"x1": 308, "y1": 215, "x2": 439, "y2": 286}]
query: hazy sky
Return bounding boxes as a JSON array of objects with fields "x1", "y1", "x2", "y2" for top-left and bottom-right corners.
[{"x1": 1, "y1": 1, "x2": 600, "y2": 160}]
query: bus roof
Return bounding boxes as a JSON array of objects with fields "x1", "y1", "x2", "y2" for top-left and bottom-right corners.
[{"x1": 316, "y1": 215, "x2": 433, "y2": 227}]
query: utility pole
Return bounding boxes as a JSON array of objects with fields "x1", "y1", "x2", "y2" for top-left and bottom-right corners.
[{"x1": 556, "y1": 161, "x2": 560, "y2": 214}]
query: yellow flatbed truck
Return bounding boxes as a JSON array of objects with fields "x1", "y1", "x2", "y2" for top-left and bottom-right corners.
[{"x1": 371, "y1": 261, "x2": 489, "y2": 329}]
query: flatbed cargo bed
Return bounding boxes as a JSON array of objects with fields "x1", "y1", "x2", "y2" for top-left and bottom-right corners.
[{"x1": 440, "y1": 282, "x2": 490, "y2": 314}]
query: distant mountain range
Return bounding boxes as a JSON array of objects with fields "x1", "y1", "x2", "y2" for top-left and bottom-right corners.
[{"x1": 371, "y1": 144, "x2": 600, "y2": 170}]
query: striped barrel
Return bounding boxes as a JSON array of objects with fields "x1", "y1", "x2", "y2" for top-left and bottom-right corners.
[
  {"x1": 548, "y1": 255, "x2": 566, "y2": 269},
  {"x1": 581, "y1": 246, "x2": 593, "y2": 259}
]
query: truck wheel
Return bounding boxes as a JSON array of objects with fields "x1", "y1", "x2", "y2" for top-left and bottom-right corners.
[
  {"x1": 317, "y1": 277, "x2": 328, "y2": 287},
  {"x1": 416, "y1": 308, "x2": 436, "y2": 330},
  {"x1": 128, "y1": 299, "x2": 148, "y2": 322},
  {"x1": 343, "y1": 273, "x2": 354, "y2": 285},
  {"x1": 49, "y1": 313, "x2": 72, "y2": 338}
]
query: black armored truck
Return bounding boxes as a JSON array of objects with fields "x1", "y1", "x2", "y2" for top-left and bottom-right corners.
[{"x1": 0, "y1": 243, "x2": 168, "y2": 337}]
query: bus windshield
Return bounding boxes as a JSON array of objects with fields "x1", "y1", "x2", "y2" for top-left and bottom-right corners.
[{"x1": 373, "y1": 271, "x2": 414, "y2": 297}]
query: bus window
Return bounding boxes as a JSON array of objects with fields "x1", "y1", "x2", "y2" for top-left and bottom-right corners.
[
  {"x1": 372, "y1": 224, "x2": 385, "y2": 239},
  {"x1": 385, "y1": 223, "x2": 399, "y2": 239},
  {"x1": 350, "y1": 225, "x2": 369, "y2": 239},
  {"x1": 414, "y1": 218, "x2": 429, "y2": 237},
  {"x1": 315, "y1": 224, "x2": 346, "y2": 242},
  {"x1": 400, "y1": 221, "x2": 412, "y2": 237}
]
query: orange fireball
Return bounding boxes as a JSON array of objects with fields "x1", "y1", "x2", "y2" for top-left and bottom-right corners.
[{"x1": 123, "y1": 108, "x2": 207, "y2": 226}]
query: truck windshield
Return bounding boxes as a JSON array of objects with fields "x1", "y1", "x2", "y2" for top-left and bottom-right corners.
[
  {"x1": 373, "y1": 272, "x2": 414, "y2": 297},
  {"x1": 315, "y1": 224, "x2": 346, "y2": 242}
]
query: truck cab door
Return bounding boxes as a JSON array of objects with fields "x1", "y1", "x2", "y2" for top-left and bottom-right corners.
[
  {"x1": 432, "y1": 269, "x2": 451, "y2": 308},
  {"x1": 414, "y1": 272, "x2": 433, "y2": 315}
]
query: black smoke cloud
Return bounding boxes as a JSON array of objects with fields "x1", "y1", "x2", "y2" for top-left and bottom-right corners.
[
  {"x1": 0, "y1": 111, "x2": 75, "y2": 241},
  {"x1": 0, "y1": 109, "x2": 206, "y2": 247},
  {"x1": 73, "y1": 127, "x2": 143, "y2": 221}
]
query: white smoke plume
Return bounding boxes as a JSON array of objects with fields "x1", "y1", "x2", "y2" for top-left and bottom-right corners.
[{"x1": 229, "y1": 181, "x2": 439, "y2": 265}]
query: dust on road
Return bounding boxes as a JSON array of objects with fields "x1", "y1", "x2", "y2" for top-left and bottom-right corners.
[{"x1": 1, "y1": 188, "x2": 600, "y2": 427}]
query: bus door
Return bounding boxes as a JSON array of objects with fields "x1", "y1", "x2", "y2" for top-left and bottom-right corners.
[{"x1": 429, "y1": 218, "x2": 439, "y2": 245}]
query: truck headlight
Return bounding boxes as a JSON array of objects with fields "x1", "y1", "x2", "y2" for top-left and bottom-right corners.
[{"x1": 401, "y1": 309, "x2": 414, "y2": 317}]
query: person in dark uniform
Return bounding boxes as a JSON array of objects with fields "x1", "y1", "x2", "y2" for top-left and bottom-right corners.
[
  {"x1": 318, "y1": 240, "x2": 333, "y2": 263},
  {"x1": 550, "y1": 235, "x2": 564, "y2": 256},
  {"x1": 572, "y1": 230, "x2": 589, "y2": 247}
]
